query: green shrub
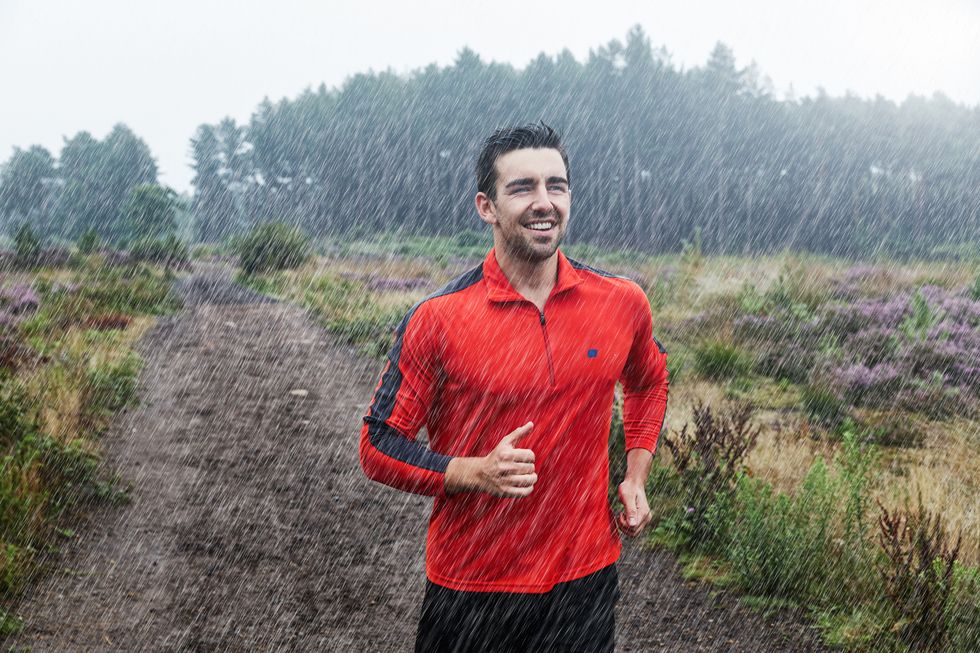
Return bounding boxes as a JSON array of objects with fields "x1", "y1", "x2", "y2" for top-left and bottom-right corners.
[
  {"x1": 327, "y1": 303, "x2": 409, "y2": 358},
  {"x1": 76, "y1": 265, "x2": 182, "y2": 317},
  {"x1": 737, "y1": 282, "x2": 768, "y2": 314},
  {"x1": 970, "y1": 272, "x2": 980, "y2": 301},
  {"x1": 76, "y1": 228, "x2": 100, "y2": 255},
  {"x1": 648, "y1": 278, "x2": 675, "y2": 312},
  {"x1": 729, "y1": 466, "x2": 833, "y2": 600},
  {"x1": 665, "y1": 348, "x2": 687, "y2": 385},
  {"x1": 128, "y1": 234, "x2": 190, "y2": 267},
  {"x1": 235, "y1": 222, "x2": 312, "y2": 275},
  {"x1": 11, "y1": 222, "x2": 41, "y2": 268},
  {"x1": 765, "y1": 259, "x2": 828, "y2": 313},
  {"x1": 455, "y1": 229, "x2": 485, "y2": 248},
  {"x1": 0, "y1": 379, "x2": 35, "y2": 449},
  {"x1": 85, "y1": 351, "x2": 142, "y2": 417},
  {"x1": 693, "y1": 340, "x2": 751, "y2": 381},
  {"x1": 948, "y1": 564, "x2": 980, "y2": 652},
  {"x1": 302, "y1": 274, "x2": 370, "y2": 317},
  {"x1": 239, "y1": 270, "x2": 288, "y2": 297},
  {"x1": 801, "y1": 381, "x2": 848, "y2": 428},
  {"x1": 899, "y1": 288, "x2": 942, "y2": 341},
  {"x1": 729, "y1": 428, "x2": 878, "y2": 606},
  {"x1": 0, "y1": 605, "x2": 23, "y2": 637}
]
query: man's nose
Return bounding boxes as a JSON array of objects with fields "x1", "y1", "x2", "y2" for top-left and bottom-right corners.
[{"x1": 530, "y1": 183, "x2": 552, "y2": 212}]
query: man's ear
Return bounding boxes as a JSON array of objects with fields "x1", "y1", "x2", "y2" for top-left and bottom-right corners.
[{"x1": 475, "y1": 192, "x2": 497, "y2": 227}]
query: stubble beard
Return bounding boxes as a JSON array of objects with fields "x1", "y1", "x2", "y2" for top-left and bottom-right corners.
[{"x1": 502, "y1": 210, "x2": 566, "y2": 263}]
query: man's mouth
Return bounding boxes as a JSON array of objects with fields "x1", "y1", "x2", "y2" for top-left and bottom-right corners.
[{"x1": 524, "y1": 220, "x2": 557, "y2": 233}]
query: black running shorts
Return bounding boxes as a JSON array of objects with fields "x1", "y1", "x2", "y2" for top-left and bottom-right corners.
[{"x1": 415, "y1": 564, "x2": 619, "y2": 653}]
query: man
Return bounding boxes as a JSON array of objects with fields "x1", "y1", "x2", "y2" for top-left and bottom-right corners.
[{"x1": 359, "y1": 123, "x2": 669, "y2": 652}]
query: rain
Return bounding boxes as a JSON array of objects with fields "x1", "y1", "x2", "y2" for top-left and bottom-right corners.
[{"x1": 0, "y1": 2, "x2": 979, "y2": 651}]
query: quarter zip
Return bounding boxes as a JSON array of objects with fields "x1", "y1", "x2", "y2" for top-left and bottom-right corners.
[{"x1": 538, "y1": 309, "x2": 556, "y2": 387}]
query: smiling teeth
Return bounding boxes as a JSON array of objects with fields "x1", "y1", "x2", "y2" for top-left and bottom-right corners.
[{"x1": 527, "y1": 222, "x2": 553, "y2": 230}]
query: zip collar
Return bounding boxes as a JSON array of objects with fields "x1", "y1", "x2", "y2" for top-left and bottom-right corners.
[{"x1": 482, "y1": 247, "x2": 583, "y2": 304}]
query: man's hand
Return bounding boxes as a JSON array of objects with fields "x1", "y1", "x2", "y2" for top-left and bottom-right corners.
[
  {"x1": 615, "y1": 479, "x2": 652, "y2": 537},
  {"x1": 444, "y1": 422, "x2": 537, "y2": 498}
]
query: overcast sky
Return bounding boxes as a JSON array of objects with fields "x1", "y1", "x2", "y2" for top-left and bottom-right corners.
[{"x1": 2, "y1": 0, "x2": 978, "y2": 193}]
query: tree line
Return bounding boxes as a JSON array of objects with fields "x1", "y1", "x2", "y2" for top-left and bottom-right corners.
[{"x1": 3, "y1": 25, "x2": 978, "y2": 258}]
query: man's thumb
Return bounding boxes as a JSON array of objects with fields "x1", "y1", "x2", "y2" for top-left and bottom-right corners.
[
  {"x1": 621, "y1": 487, "x2": 639, "y2": 526},
  {"x1": 502, "y1": 421, "x2": 533, "y2": 446},
  {"x1": 628, "y1": 503, "x2": 639, "y2": 527}
]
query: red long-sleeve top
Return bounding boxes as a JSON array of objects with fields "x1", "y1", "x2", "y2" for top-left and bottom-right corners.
[{"x1": 359, "y1": 247, "x2": 669, "y2": 593}]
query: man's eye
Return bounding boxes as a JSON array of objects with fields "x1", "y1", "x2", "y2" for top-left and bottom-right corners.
[{"x1": 548, "y1": 185, "x2": 567, "y2": 192}]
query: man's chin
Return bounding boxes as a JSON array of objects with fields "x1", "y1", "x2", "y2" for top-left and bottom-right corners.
[{"x1": 513, "y1": 242, "x2": 560, "y2": 263}]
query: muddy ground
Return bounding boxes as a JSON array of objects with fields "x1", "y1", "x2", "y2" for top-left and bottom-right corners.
[{"x1": 4, "y1": 263, "x2": 831, "y2": 652}]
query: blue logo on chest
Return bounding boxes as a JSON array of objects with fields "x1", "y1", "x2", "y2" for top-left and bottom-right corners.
[{"x1": 587, "y1": 348, "x2": 599, "y2": 358}]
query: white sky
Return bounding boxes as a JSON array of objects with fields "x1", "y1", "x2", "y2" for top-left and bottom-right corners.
[{"x1": 2, "y1": 0, "x2": 978, "y2": 193}]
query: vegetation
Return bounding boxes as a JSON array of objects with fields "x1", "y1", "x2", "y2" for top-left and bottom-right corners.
[
  {"x1": 248, "y1": 240, "x2": 980, "y2": 650},
  {"x1": 0, "y1": 258, "x2": 182, "y2": 635},
  {"x1": 128, "y1": 233, "x2": 190, "y2": 268},
  {"x1": 120, "y1": 184, "x2": 182, "y2": 245},
  {"x1": 0, "y1": 124, "x2": 158, "y2": 242},
  {"x1": 11, "y1": 223, "x2": 42, "y2": 269},
  {"x1": 234, "y1": 222, "x2": 312, "y2": 275}
]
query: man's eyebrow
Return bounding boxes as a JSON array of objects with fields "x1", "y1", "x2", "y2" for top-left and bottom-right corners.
[
  {"x1": 504, "y1": 177, "x2": 534, "y2": 189},
  {"x1": 503, "y1": 176, "x2": 569, "y2": 189}
]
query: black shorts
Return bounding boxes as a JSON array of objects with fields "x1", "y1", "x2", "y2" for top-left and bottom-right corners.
[{"x1": 415, "y1": 564, "x2": 619, "y2": 653}]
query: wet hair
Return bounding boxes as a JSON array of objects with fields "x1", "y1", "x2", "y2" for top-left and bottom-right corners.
[{"x1": 475, "y1": 121, "x2": 570, "y2": 200}]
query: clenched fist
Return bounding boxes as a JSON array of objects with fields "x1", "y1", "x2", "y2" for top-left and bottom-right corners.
[{"x1": 444, "y1": 422, "x2": 537, "y2": 498}]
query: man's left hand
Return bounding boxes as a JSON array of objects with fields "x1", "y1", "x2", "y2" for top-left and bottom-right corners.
[{"x1": 615, "y1": 479, "x2": 651, "y2": 538}]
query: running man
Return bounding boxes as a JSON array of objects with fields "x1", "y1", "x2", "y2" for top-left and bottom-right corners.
[{"x1": 359, "y1": 122, "x2": 669, "y2": 652}]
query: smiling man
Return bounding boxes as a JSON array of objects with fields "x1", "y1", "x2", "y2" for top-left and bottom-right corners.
[{"x1": 359, "y1": 122, "x2": 669, "y2": 652}]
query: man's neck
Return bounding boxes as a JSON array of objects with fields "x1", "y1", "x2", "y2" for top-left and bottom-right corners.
[{"x1": 494, "y1": 245, "x2": 559, "y2": 300}]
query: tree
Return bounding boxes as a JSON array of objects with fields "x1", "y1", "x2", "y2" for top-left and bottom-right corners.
[
  {"x1": 55, "y1": 125, "x2": 158, "y2": 241},
  {"x1": 0, "y1": 145, "x2": 57, "y2": 234},
  {"x1": 121, "y1": 184, "x2": 180, "y2": 245},
  {"x1": 235, "y1": 221, "x2": 311, "y2": 275},
  {"x1": 11, "y1": 222, "x2": 42, "y2": 267}
]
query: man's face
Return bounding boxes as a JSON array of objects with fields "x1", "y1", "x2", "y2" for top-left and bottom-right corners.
[{"x1": 478, "y1": 148, "x2": 570, "y2": 263}]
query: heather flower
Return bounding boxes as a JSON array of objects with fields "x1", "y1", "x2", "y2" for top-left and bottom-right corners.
[
  {"x1": 0, "y1": 283, "x2": 40, "y2": 314},
  {"x1": 918, "y1": 284, "x2": 946, "y2": 308},
  {"x1": 830, "y1": 362, "x2": 902, "y2": 406},
  {"x1": 845, "y1": 326, "x2": 900, "y2": 366},
  {"x1": 819, "y1": 294, "x2": 911, "y2": 336},
  {"x1": 895, "y1": 383, "x2": 972, "y2": 419},
  {"x1": 952, "y1": 364, "x2": 980, "y2": 391},
  {"x1": 937, "y1": 295, "x2": 980, "y2": 325},
  {"x1": 732, "y1": 314, "x2": 781, "y2": 342},
  {"x1": 0, "y1": 310, "x2": 18, "y2": 330},
  {"x1": 753, "y1": 343, "x2": 812, "y2": 384},
  {"x1": 899, "y1": 339, "x2": 964, "y2": 377}
]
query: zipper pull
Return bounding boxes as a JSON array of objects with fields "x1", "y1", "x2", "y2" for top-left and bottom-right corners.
[{"x1": 539, "y1": 311, "x2": 546, "y2": 325}]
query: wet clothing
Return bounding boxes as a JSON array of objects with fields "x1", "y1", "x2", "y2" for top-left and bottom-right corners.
[
  {"x1": 359, "y1": 247, "x2": 669, "y2": 593},
  {"x1": 415, "y1": 563, "x2": 619, "y2": 653}
]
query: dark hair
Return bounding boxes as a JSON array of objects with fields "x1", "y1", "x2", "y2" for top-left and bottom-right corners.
[{"x1": 475, "y1": 122, "x2": 569, "y2": 200}]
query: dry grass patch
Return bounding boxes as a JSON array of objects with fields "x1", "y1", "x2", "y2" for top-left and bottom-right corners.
[{"x1": 879, "y1": 418, "x2": 980, "y2": 565}]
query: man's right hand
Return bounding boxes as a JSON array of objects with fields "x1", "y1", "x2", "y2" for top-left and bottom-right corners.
[{"x1": 444, "y1": 422, "x2": 537, "y2": 498}]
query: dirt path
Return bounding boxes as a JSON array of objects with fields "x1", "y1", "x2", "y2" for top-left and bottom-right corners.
[{"x1": 4, "y1": 263, "x2": 831, "y2": 652}]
